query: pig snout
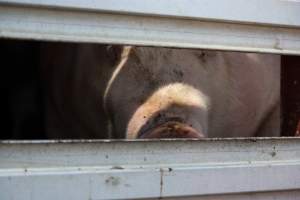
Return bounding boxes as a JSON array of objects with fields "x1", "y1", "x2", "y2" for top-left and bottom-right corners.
[
  {"x1": 139, "y1": 121, "x2": 204, "y2": 139},
  {"x1": 125, "y1": 83, "x2": 209, "y2": 139}
]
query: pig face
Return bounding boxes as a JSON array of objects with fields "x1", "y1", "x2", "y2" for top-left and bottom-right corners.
[
  {"x1": 104, "y1": 46, "x2": 280, "y2": 139},
  {"x1": 104, "y1": 47, "x2": 213, "y2": 139}
]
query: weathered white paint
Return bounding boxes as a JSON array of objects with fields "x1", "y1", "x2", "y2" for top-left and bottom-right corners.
[
  {"x1": 1, "y1": 0, "x2": 300, "y2": 27},
  {"x1": 0, "y1": 4, "x2": 300, "y2": 54},
  {"x1": 1, "y1": 138, "x2": 300, "y2": 199}
]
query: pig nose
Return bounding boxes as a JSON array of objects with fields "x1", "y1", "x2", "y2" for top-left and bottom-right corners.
[{"x1": 140, "y1": 121, "x2": 204, "y2": 139}]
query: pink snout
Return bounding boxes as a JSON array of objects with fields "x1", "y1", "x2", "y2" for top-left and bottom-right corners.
[{"x1": 140, "y1": 121, "x2": 204, "y2": 139}]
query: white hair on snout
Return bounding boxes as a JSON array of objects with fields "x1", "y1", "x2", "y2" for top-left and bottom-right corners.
[{"x1": 126, "y1": 82, "x2": 210, "y2": 139}]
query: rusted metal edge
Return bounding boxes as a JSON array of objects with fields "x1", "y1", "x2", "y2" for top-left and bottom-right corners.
[{"x1": 1, "y1": 137, "x2": 300, "y2": 144}]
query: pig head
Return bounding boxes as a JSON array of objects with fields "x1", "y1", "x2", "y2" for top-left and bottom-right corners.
[
  {"x1": 104, "y1": 46, "x2": 280, "y2": 139},
  {"x1": 41, "y1": 44, "x2": 280, "y2": 139}
]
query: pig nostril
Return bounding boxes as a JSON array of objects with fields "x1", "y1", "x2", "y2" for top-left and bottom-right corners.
[
  {"x1": 138, "y1": 116, "x2": 184, "y2": 138},
  {"x1": 139, "y1": 121, "x2": 203, "y2": 139}
]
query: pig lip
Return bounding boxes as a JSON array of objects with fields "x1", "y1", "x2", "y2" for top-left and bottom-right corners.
[{"x1": 138, "y1": 121, "x2": 203, "y2": 139}]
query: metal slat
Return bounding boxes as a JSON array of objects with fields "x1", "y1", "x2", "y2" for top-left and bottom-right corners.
[
  {"x1": 0, "y1": 4, "x2": 300, "y2": 54},
  {"x1": 1, "y1": 138, "x2": 300, "y2": 199},
  {"x1": 1, "y1": 0, "x2": 300, "y2": 27}
]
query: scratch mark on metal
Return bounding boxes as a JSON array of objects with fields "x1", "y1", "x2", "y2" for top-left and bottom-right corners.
[
  {"x1": 111, "y1": 166, "x2": 124, "y2": 170},
  {"x1": 160, "y1": 168, "x2": 164, "y2": 198}
]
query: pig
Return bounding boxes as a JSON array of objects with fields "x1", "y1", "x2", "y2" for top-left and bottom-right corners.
[
  {"x1": 104, "y1": 46, "x2": 280, "y2": 139},
  {"x1": 40, "y1": 43, "x2": 280, "y2": 139}
]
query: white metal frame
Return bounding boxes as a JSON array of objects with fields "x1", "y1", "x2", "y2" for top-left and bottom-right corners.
[
  {"x1": 1, "y1": 0, "x2": 300, "y2": 199},
  {"x1": 1, "y1": 0, "x2": 300, "y2": 54},
  {"x1": 2, "y1": 0, "x2": 300, "y2": 27},
  {"x1": 1, "y1": 138, "x2": 300, "y2": 200}
]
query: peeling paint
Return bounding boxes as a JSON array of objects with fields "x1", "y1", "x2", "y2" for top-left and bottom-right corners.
[
  {"x1": 270, "y1": 151, "x2": 276, "y2": 157},
  {"x1": 105, "y1": 176, "x2": 120, "y2": 186}
]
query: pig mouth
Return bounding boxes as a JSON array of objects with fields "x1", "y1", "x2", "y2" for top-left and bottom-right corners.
[{"x1": 138, "y1": 119, "x2": 203, "y2": 139}]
